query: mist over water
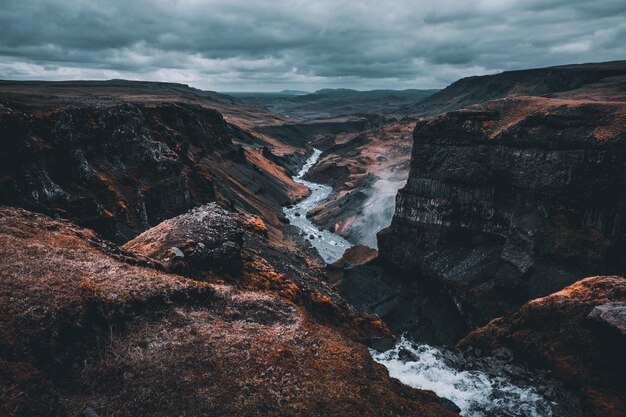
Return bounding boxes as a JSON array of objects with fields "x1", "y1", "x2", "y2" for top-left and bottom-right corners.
[{"x1": 351, "y1": 171, "x2": 407, "y2": 248}]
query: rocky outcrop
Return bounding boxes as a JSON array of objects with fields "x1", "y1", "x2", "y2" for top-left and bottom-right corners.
[
  {"x1": 123, "y1": 203, "x2": 389, "y2": 338},
  {"x1": 0, "y1": 81, "x2": 308, "y2": 244},
  {"x1": 0, "y1": 206, "x2": 459, "y2": 417},
  {"x1": 123, "y1": 203, "x2": 247, "y2": 277},
  {"x1": 588, "y1": 301, "x2": 626, "y2": 336},
  {"x1": 379, "y1": 95, "x2": 626, "y2": 325},
  {"x1": 460, "y1": 276, "x2": 626, "y2": 417}
]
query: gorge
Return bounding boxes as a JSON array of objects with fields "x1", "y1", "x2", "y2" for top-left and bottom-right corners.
[{"x1": 1, "y1": 61, "x2": 626, "y2": 417}]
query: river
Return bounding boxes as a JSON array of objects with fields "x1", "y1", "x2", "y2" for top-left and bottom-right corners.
[
  {"x1": 283, "y1": 149, "x2": 352, "y2": 263},
  {"x1": 284, "y1": 148, "x2": 555, "y2": 417}
]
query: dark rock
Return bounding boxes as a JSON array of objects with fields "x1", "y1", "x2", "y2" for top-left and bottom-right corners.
[
  {"x1": 398, "y1": 347, "x2": 419, "y2": 362},
  {"x1": 123, "y1": 203, "x2": 244, "y2": 278},
  {"x1": 81, "y1": 407, "x2": 100, "y2": 417},
  {"x1": 363, "y1": 337, "x2": 396, "y2": 353},
  {"x1": 379, "y1": 96, "x2": 626, "y2": 326},
  {"x1": 588, "y1": 302, "x2": 626, "y2": 336},
  {"x1": 438, "y1": 397, "x2": 461, "y2": 413}
]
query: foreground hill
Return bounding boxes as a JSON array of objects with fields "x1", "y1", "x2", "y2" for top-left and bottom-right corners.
[{"x1": 0, "y1": 205, "x2": 458, "y2": 417}]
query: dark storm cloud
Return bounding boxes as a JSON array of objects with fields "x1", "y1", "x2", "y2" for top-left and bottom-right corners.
[{"x1": 0, "y1": 0, "x2": 624, "y2": 90}]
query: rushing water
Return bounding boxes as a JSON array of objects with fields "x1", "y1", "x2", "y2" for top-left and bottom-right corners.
[
  {"x1": 283, "y1": 149, "x2": 352, "y2": 263},
  {"x1": 285, "y1": 149, "x2": 555, "y2": 417},
  {"x1": 371, "y1": 338, "x2": 554, "y2": 417}
]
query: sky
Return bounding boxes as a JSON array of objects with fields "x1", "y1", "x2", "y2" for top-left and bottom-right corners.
[{"x1": 0, "y1": 0, "x2": 625, "y2": 92}]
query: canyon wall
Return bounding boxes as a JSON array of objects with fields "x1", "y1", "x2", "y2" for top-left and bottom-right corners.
[
  {"x1": 379, "y1": 95, "x2": 626, "y2": 325},
  {"x1": 0, "y1": 81, "x2": 308, "y2": 244}
]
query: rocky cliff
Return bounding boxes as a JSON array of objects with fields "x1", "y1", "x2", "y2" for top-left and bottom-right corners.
[
  {"x1": 379, "y1": 89, "x2": 626, "y2": 326},
  {"x1": 0, "y1": 81, "x2": 308, "y2": 244}
]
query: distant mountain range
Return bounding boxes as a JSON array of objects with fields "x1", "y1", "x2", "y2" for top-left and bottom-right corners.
[{"x1": 228, "y1": 88, "x2": 439, "y2": 119}]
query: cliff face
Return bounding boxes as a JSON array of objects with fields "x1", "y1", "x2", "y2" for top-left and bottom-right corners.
[
  {"x1": 379, "y1": 95, "x2": 626, "y2": 325},
  {"x1": 0, "y1": 205, "x2": 458, "y2": 417},
  {"x1": 0, "y1": 81, "x2": 308, "y2": 244},
  {"x1": 460, "y1": 276, "x2": 626, "y2": 417}
]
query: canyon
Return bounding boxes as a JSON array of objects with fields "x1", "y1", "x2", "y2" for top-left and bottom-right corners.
[{"x1": 1, "y1": 61, "x2": 626, "y2": 417}]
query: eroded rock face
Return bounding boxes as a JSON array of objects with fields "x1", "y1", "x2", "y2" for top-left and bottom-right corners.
[
  {"x1": 379, "y1": 96, "x2": 626, "y2": 325},
  {"x1": 0, "y1": 206, "x2": 459, "y2": 417},
  {"x1": 460, "y1": 276, "x2": 626, "y2": 417},
  {"x1": 0, "y1": 81, "x2": 309, "y2": 244},
  {"x1": 0, "y1": 100, "x2": 225, "y2": 242}
]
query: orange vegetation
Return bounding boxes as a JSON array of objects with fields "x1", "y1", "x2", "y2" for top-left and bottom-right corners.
[{"x1": 0, "y1": 206, "x2": 459, "y2": 417}]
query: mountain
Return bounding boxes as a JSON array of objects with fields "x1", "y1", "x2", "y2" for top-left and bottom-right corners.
[
  {"x1": 279, "y1": 89, "x2": 310, "y2": 95},
  {"x1": 402, "y1": 60, "x2": 626, "y2": 116}
]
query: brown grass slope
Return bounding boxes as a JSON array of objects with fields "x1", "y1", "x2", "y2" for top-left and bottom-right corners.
[{"x1": 0, "y1": 206, "x2": 458, "y2": 417}]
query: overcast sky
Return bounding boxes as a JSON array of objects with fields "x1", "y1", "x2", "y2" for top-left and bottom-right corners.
[{"x1": 0, "y1": 0, "x2": 625, "y2": 91}]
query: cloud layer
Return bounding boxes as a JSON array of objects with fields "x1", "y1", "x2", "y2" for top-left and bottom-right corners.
[{"x1": 0, "y1": 0, "x2": 625, "y2": 90}]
